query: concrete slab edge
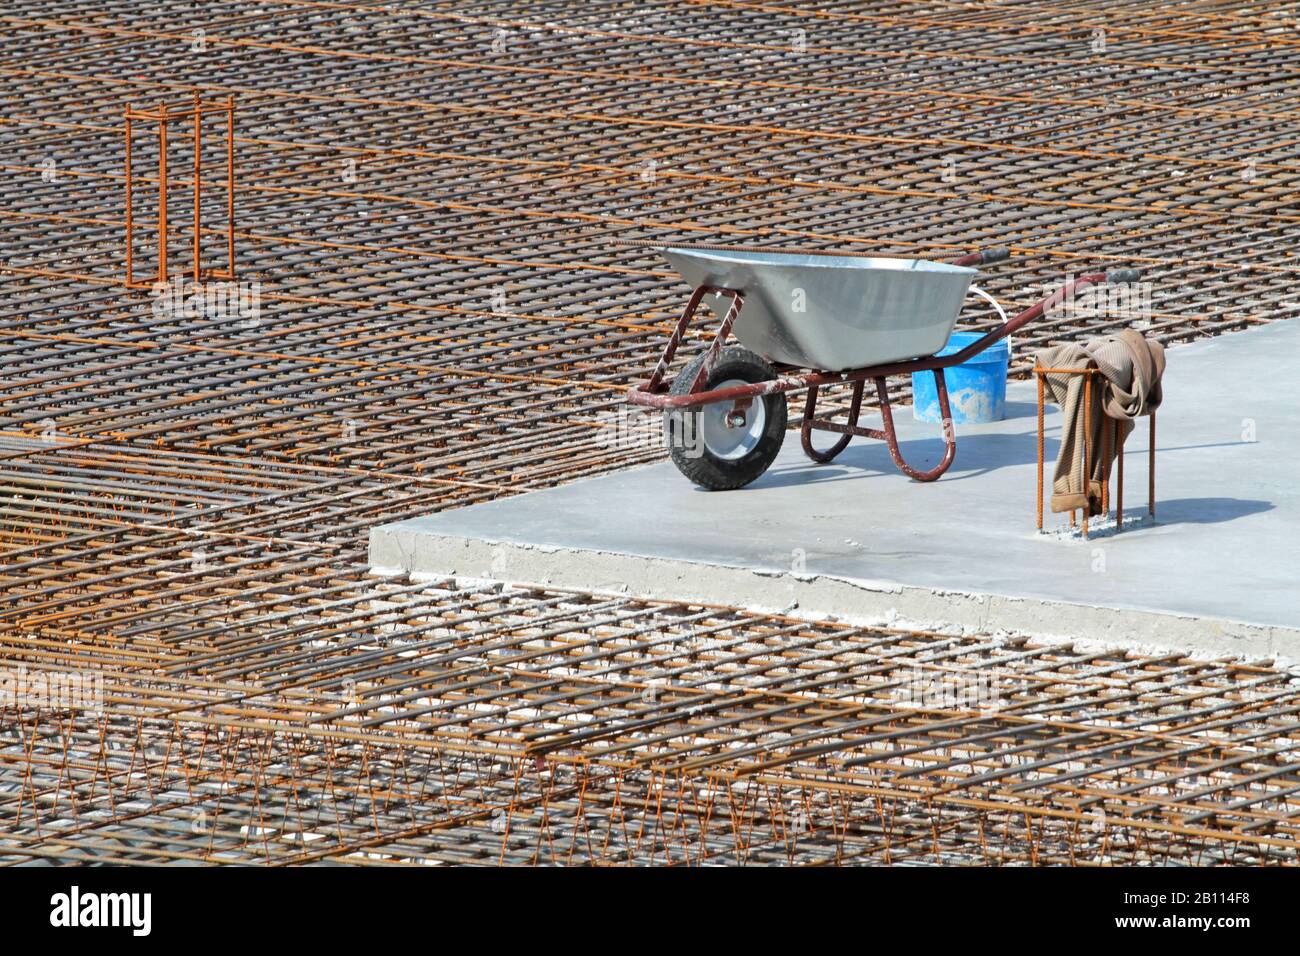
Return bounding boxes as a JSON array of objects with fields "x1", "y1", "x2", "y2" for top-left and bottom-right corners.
[{"x1": 369, "y1": 526, "x2": 1300, "y2": 669}]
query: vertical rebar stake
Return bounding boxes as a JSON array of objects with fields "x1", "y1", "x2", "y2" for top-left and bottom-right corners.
[
  {"x1": 1149, "y1": 410, "x2": 1156, "y2": 518},
  {"x1": 125, "y1": 108, "x2": 133, "y2": 287},
  {"x1": 1116, "y1": 418, "x2": 1124, "y2": 529},
  {"x1": 193, "y1": 92, "x2": 201, "y2": 284},
  {"x1": 158, "y1": 100, "x2": 168, "y2": 283},
  {"x1": 1101, "y1": 410, "x2": 1110, "y2": 515},
  {"x1": 226, "y1": 95, "x2": 235, "y2": 277},
  {"x1": 1036, "y1": 371, "x2": 1044, "y2": 531},
  {"x1": 1082, "y1": 373, "x2": 1091, "y2": 539}
]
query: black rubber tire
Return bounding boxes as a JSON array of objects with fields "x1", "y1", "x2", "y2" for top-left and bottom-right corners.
[{"x1": 663, "y1": 346, "x2": 787, "y2": 490}]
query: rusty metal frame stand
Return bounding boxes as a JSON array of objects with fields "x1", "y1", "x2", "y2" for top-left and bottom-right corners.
[
  {"x1": 1035, "y1": 365, "x2": 1156, "y2": 538},
  {"x1": 125, "y1": 92, "x2": 236, "y2": 288}
]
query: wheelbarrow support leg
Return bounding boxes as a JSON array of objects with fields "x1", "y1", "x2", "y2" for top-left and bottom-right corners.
[
  {"x1": 875, "y1": 370, "x2": 956, "y2": 482},
  {"x1": 801, "y1": 380, "x2": 864, "y2": 463}
]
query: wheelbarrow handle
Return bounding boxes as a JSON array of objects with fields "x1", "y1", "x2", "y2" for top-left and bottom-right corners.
[
  {"x1": 950, "y1": 247, "x2": 1010, "y2": 267},
  {"x1": 937, "y1": 268, "x2": 1118, "y2": 368}
]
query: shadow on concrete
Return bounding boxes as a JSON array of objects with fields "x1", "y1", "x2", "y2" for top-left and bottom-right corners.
[
  {"x1": 939, "y1": 432, "x2": 1055, "y2": 482},
  {"x1": 748, "y1": 420, "x2": 1264, "y2": 494},
  {"x1": 1155, "y1": 440, "x2": 1257, "y2": 454},
  {"x1": 901, "y1": 398, "x2": 1041, "y2": 422},
  {"x1": 754, "y1": 428, "x2": 1057, "y2": 489},
  {"x1": 1147, "y1": 497, "x2": 1274, "y2": 525},
  {"x1": 999, "y1": 399, "x2": 1041, "y2": 421},
  {"x1": 1051, "y1": 497, "x2": 1274, "y2": 540}
]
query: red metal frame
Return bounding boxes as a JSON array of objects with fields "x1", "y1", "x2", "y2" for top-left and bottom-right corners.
[{"x1": 628, "y1": 248, "x2": 1132, "y2": 482}]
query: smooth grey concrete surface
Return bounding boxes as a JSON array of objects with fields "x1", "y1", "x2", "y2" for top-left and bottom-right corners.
[{"x1": 371, "y1": 319, "x2": 1300, "y2": 661}]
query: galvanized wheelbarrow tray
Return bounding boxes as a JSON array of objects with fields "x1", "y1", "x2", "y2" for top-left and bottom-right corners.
[{"x1": 627, "y1": 245, "x2": 1140, "y2": 490}]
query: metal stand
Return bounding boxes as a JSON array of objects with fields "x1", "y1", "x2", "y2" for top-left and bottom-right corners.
[
  {"x1": 800, "y1": 373, "x2": 957, "y2": 481},
  {"x1": 125, "y1": 93, "x2": 236, "y2": 288},
  {"x1": 1035, "y1": 365, "x2": 1155, "y2": 538}
]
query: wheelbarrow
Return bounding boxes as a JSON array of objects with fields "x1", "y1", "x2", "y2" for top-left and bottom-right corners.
[{"x1": 626, "y1": 245, "x2": 1141, "y2": 490}]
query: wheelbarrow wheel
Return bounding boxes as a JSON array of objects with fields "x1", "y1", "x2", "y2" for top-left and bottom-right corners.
[{"x1": 664, "y1": 346, "x2": 787, "y2": 490}]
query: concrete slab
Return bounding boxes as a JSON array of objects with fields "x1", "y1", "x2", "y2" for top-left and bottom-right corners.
[{"x1": 371, "y1": 319, "x2": 1300, "y2": 662}]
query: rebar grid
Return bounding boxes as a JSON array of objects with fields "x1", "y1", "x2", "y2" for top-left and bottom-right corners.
[
  {"x1": 3, "y1": 577, "x2": 1300, "y2": 866},
  {"x1": 2, "y1": 0, "x2": 1300, "y2": 864}
]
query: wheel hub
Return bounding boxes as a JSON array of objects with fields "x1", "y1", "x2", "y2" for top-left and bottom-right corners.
[{"x1": 701, "y1": 381, "x2": 765, "y2": 460}]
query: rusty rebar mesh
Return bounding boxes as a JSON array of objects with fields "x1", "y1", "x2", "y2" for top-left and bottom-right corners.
[
  {"x1": 4, "y1": 576, "x2": 1300, "y2": 866},
  {"x1": 2, "y1": 0, "x2": 1299, "y2": 864}
]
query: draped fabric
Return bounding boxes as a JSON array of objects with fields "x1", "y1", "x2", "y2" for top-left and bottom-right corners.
[{"x1": 1036, "y1": 330, "x2": 1165, "y2": 515}]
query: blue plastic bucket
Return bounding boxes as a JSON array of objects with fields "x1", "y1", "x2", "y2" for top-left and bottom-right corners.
[{"x1": 911, "y1": 331, "x2": 1009, "y2": 424}]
